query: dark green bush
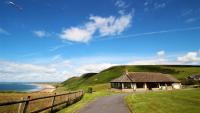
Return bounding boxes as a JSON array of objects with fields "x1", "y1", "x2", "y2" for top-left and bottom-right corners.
[
  {"x1": 181, "y1": 78, "x2": 200, "y2": 85},
  {"x1": 87, "y1": 87, "x2": 93, "y2": 93}
]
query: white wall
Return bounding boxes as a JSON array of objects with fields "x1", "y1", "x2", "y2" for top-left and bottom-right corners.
[
  {"x1": 172, "y1": 83, "x2": 181, "y2": 89},
  {"x1": 152, "y1": 88, "x2": 160, "y2": 91},
  {"x1": 122, "y1": 89, "x2": 135, "y2": 92},
  {"x1": 135, "y1": 88, "x2": 146, "y2": 92}
]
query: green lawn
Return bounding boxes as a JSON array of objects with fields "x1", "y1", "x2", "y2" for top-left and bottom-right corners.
[
  {"x1": 125, "y1": 89, "x2": 200, "y2": 113},
  {"x1": 57, "y1": 91, "x2": 112, "y2": 113}
]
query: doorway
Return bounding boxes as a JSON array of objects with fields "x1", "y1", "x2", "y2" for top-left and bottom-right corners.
[{"x1": 147, "y1": 83, "x2": 159, "y2": 90}]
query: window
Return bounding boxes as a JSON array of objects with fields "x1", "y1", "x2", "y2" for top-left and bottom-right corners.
[
  {"x1": 124, "y1": 83, "x2": 131, "y2": 89},
  {"x1": 136, "y1": 83, "x2": 144, "y2": 88},
  {"x1": 111, "y1": 83, "x2": 115, "y2": 88},
  {"x1": 160, "y1": 83, "x2": 165, "y2": 86},
  {"x1": 166, "y1": 83, "x2": 172, "y2": 86},
  {"x1": 149, "y1": 83, "x2": 159, "y2": 88}
]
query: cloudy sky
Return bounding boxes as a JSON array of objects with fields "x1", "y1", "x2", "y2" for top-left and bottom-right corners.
[{"x1": 0, "y1": 0, "x2": 200, "y2": 82}]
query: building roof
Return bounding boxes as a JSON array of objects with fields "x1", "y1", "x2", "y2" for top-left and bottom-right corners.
[{"x1": 110, "y1": 72, "x2": 180, "y2": 83}]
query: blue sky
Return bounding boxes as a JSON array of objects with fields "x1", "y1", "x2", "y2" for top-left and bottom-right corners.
[{"x1": 0, "y1": 0, "x2": 200, "y2": 82}]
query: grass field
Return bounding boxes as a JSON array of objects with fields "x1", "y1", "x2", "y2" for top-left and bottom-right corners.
[{"x1": 125, "y1": 89, "x2": 200, "y2": 113}]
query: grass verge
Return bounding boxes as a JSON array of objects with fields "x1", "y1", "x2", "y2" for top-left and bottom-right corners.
[{"x1": 125, "y1": 88, "x2": 200, "y2": 113}]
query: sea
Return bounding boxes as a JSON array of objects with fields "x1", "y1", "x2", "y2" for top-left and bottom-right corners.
[{"x1": 0, "y1": 82, "x2": 43, "y2": 92}]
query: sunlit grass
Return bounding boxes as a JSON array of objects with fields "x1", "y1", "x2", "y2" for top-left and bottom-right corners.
[{"x1": 125, "y1": 89, "x2": 200, "y2": 113}]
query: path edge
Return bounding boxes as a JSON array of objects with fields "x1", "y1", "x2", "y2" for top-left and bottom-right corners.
[{"x1": 124, "y1": 94, "x2": 135, "y2": 113}]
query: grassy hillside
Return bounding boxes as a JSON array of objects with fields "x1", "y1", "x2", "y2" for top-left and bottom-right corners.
[
  {"x1": 125, "y1": 88, "x2": 200, "y2": 113},
  {"x1": 61, "y1": 65, "x2": 200, "y2": 91}
]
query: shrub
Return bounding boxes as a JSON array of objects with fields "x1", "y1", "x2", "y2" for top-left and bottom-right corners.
[{"x1": 87, "y1": 87, "x2": 93, "y2": 93}]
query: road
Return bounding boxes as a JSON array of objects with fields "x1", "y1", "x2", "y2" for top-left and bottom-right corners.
[{"x1": 76, "y1": 94, "x2": 131, "y2": 113}]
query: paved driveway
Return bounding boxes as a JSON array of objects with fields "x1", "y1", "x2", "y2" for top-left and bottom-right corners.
[{"x1": 76, "y1": 94, "x2": 131, "y2": 113}]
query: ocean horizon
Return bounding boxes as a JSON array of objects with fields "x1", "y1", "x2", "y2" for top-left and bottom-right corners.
[{"x1": 0, "y1": 82, "x2": 43, "y2": 92}]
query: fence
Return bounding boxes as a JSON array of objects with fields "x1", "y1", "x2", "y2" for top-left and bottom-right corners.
[{"x1": 0, "y1": 90, "x2": 84, "y2": 113}]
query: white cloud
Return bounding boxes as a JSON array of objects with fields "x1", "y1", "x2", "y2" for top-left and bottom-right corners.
[
  {"x1": 129, "y1": 50, "x2": 176, "y2": 65},
  {"x1": 91, "y1": 14, "x2": 132, "y2": 36},
  {"x1": 76, "y1": 63, "x2": 117, "y2": 74},
  {"x1": 59, "y1": 14, "x2": 132, "y2": 43},
  {"x1": 177, "y1": 52, "x2": 200, "y2": 64},
  {"x1": 49, "y1": 45, "x2": 66, "y2": 51},
  {"x1": 157, "y1": 50, "x2": 165, "y2": 57},
  {"x1": 182, "y1": 9, "x2": 193, "y2": 17},
  {"x1": 144, "y1": 1, "x2": 148, "y2": 6},
  {"x1": 59, "y1": 0, "x2": 132, "y2": 43},
  {"x1": 128, "y1": 58, "x2": 169, "y2": 65},
  {"x1": 0, "y1": 28, "x2": 10, "y2": 35},
  {"x1": 0, "y1": 61, "x2": 56, "y2": 74},
  {"x1": 60, "y1": 27, "x2": 94, "y2": 43},
  {"x1": 115, "y1": 0, "x2": 130, "y2": 15},
  {"x1": 154, "y1": 2, "x2": 166, "y2": 9},
  {"x1": 0, "y1": 58, "x2": 117, "y2": 82},
  {"x1": 181, "y1": 8, "x2": 200, "y2": 24},
  {"x1": 143, "y1": 0, "x2": 168, "y2": 12},
  {"x1": 0, "y1": 56, "x2": 73, "y2": 82},
  {"x1": 1, "y1": 50, "x2": 200, "y2": 82},
  {"x1": 101, "y1": 26, "x2": 200, "y2": 40},
  {"x1": 185, "y1": 18, "x2": 199, "y2": 23},
  {"x1": 128, "y1": 51, "x2": 200, "y2": 65},
  {"x1": 115, "y1": 0, "x2": 126, "y2": 8},
  {"x1": 33, "y1": 30, "x2": 49, "y2": 38}
]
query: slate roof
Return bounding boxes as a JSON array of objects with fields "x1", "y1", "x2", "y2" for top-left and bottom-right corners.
[{"x1": 111, "y1": 72, "x2": 180, "y2": 83}]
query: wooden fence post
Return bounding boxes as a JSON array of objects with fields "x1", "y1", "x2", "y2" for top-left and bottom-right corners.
[
  {"x1": 65, "y1": 94, "x2": 68, "y2": 106},
  {"x1": 50, "y1": 93, "x2": 56, "y2": 113},
  {"x1": 22, "y1": 96, "x2": 30, "y2": 113},
  {"x1": 17, "y1": 97, "x2": 23, "y2": 113},
  {"x1": 81, "y1": 90, "x2": 83, "y2": 97},
  {"x1": 65, "y1": 93, "x2": 70, "y2": 106},
  {"x1": 79, "y1": 91, "x2": 81, "y2": 99},
  {"x1": 74, "y1": 92, "x2": 77, "y2": 102},
  {"x1": 77, "y1": 91, "x2": 80, "y2": 100},
  {"x1": 79, "y1": 91, "x2": 82, "y2": 99}
]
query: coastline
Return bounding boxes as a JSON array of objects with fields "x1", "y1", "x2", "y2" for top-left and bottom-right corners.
[{"x1": 32, "y1": 83, "x2": 56, "y2": 93}]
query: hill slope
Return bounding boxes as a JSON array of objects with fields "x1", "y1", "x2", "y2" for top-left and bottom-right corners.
[{"x1": 61, "y1": 65, "x2": 200, "y2": 91}]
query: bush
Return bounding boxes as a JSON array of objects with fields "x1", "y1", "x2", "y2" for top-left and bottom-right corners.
[
  {"x1": 87, "y1": 87, "x2": 93, "y2": 93},
  {"x1": 181, "y1": 78, "x2": 200, "y2": 85}
]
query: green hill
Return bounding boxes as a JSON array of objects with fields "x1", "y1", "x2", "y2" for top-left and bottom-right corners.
[{"x1": 61, "y1": 65, "x2": 200, "y2": 91}]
